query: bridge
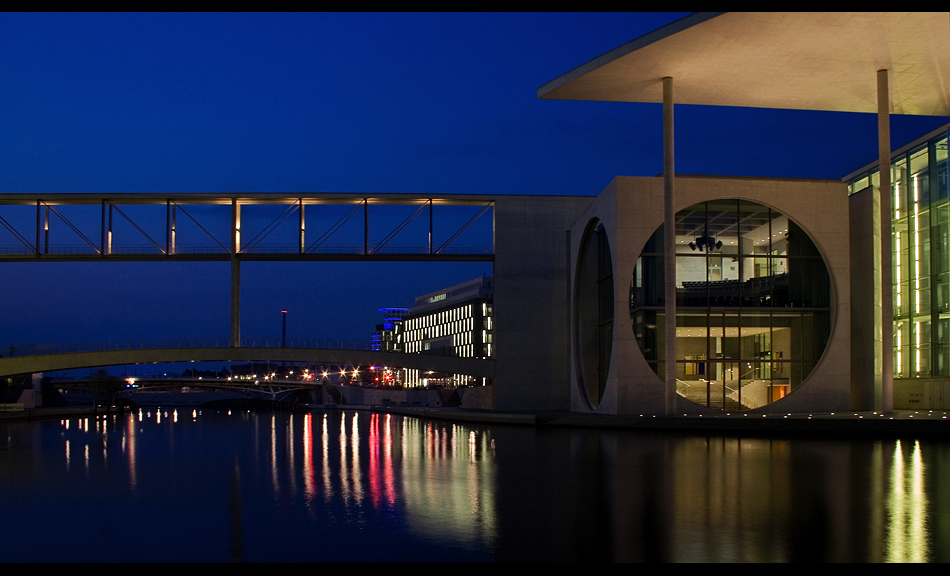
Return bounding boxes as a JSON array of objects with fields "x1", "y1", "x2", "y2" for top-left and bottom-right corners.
[
  {"x1": 0, "y1": 192, "x2": 494, "y2": 348},
  {"x1": 0, "y1": 339, "x2": 495, "y2": 379},
  {"x1": 0, "y1": 191, "x2": 591, "y2": 411}
]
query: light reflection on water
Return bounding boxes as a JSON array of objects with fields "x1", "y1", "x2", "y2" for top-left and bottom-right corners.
[
  {"x1": 886, "y1": 440, "x2": 928, "y2": 562},
  {"x1": 0, "y1": 410, "x2": 949, "y2": 561},
  {"x1": 0, "y1": 409, "x2": 497, "y2": 562}
]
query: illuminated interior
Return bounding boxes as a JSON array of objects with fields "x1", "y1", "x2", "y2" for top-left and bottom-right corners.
[
  {"x1": 847, "y1": 132, "x2": 949, "y2": 378},
  {"x1": 630, "y1": 199, "x2": 831, "y2": 410}
]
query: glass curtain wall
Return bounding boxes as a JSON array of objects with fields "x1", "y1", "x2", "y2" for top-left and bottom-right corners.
[
  {"x1": 631, "y1": 200, "x2": 831, "y2": 411},
  {"x1": 847, "y1": 131, "x2": 950, "y2": 378}
]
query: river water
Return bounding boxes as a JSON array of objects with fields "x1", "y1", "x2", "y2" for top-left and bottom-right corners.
[{"x1": 0, "y1": 408, "x2": 947, "y2": 562}]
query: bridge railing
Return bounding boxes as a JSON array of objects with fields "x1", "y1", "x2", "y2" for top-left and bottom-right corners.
[{"x1": 6, "y1": 338, "x2": 373, "y2": 357}]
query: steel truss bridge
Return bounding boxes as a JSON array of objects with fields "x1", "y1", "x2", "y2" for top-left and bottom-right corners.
[{"x1": 0, "y1": 193, "x2": 495, "y2": 349}]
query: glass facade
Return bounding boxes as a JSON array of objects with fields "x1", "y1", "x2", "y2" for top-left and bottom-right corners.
[
  {"x1": 630, "y1": 200, "x2": 831, "y2": 410},
  {"x1": 846, "y1": 129, "x2": 950, "y2": 378}
]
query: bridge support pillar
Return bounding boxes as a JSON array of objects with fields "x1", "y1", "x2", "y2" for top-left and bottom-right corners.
[
  {"x1": 231, "y1": 256, "x2": 240, "y2": 347},
  {"x1": 231, "y1": 198, "x2": 241, "y2": 348}
]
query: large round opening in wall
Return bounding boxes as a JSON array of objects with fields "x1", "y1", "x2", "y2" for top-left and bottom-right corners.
[
  {"x1": 630, "y1": 200, "x2": 832, "y2": 411},
  {"x1": 575, "y1": 219, "x2": 613, "y2": 409}
]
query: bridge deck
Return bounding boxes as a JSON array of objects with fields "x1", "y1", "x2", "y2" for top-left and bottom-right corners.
[{"x1": 0, "y1": 347, "x2": 494, "y2": 379}]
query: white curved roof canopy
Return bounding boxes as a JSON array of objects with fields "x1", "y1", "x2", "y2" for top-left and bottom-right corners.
[{"x1": 538, "y1": 12, "x2": 950, "y2": 116}]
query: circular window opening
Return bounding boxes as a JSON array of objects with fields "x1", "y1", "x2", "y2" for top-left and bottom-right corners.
[
  {"x1": 575, "y1": 219, "x2": 613, "y2": 409},
  {"x1": 630, "y1": 200, "x2": 831, "y2": 411}
]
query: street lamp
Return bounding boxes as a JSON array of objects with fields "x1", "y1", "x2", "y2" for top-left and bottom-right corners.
[
  {"x1": 281, "y1": 309, "x2": 287, "y2": 348},
  {"x1": 281, "y1": 308, "x2": 287, "y2": 371}
]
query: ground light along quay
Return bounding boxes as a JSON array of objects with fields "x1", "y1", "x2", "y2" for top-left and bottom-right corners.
[{"x1": 3, "y1": 12, "x2": 950, "y2": 562}]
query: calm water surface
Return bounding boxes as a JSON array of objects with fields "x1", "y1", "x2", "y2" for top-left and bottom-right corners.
[{"x1": 0, "y1": 408, "x2": 948, "y2": 562}]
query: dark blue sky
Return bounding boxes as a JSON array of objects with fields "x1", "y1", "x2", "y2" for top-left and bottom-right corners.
[{"x1": 1, "y1": 12, "x2": 948, "y2": 348}]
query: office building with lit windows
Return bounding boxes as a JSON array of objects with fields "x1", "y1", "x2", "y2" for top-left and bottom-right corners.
[{"x1": 403, "y1": 276, "x2": 493, "y2": 388}]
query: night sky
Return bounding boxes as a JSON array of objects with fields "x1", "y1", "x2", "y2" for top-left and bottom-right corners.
[{"x1": 1, "y1": 12, "x2": 948, "y2": 351}]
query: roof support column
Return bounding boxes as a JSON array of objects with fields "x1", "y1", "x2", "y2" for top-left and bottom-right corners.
[
  {"x1": 663, "y1": 76, "x2": 677, "y2": 415},
  {"x1": 878, "y1": 69, "x2": 893, "y2": 413}
]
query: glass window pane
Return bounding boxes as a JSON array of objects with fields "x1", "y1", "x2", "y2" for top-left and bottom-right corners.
[
  {"x1": 935, "y1": 136, "x2": 948, "y2": 203},
  {"x1": 677, "y1": 312, "x2": 708, "y2": 363},
  {"x1": 705, "y1": 199, "x2": 738, "y2": 252},
  {"x1": 936, "y1": 316, "x2": 950, "y2": 377},
  {"x1": 677, "y1": 254, "x2": 707, "y2": 307},
  {"x1": 740, "y1": 361, "x2": 773, "y2": 409},
  {"x1": 633, "y1": 199, "x2": 831, "y2": 410},
  {"x1": 853, "y1": 174, "x2": 869, "y2": 194},
  {"x1": 895, "y1": 319, "x2": 909, "y2": 378},
  {"x1": 911, "y1": 146, "x2": 930, "y2": 207}
]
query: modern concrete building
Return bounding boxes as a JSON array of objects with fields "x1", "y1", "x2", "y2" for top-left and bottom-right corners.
[
  {"x1": 404, "y1": 277, "x2": 493, "y2": 358},
  {"x1": 569, "y1": 175, "x2": 849, "y2": 414},
  {"x1": 499, "y1": 12, "x2": 950, "y2": 415},
  {"x1": 403, "y1": 276, "x2": 494, "y2": 388}
]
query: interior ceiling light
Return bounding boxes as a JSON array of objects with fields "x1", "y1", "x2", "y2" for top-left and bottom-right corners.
[{"x1": 689, "y1": 235, "x2": 722, "y2": 252}]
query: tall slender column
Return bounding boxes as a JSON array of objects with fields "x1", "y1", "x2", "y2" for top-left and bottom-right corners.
[
  {"x1": 35, "y1": 200, "x2": 41, "y2": 257},
  {"x1": 231, "y1": 198, "x2": 241, "y2": 347},
  {"x1": 171, "y1": 203, "x2": 176, "y2": 255},
  {"x1": 101, "y1": 200, "x2": 108, "y2": 256},
  {"x1": 107, "y1": 204, "x2": 113, "y2": 255},
  {"x1": 878, "y1": 69, "x2": 893, "y2": 413},
  {"x1": 166, "y1": 200, "x2": 176, "y2": 255},
  {"x1": 298, "y1": 199, "x2": 305, "y2": 254},
  {"x1": 663, "y1": 77, "x2": 677, "y2": 415},
  {"x1": 231, "y1": 257, "x2": 240, "y2": 347}
]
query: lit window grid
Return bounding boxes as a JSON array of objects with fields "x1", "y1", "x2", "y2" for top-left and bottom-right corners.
[
  {"x1": 850, "y1": 132, "x2": 948, "y2": 378},
  {"x1": 403, "y1": 300, "x2": 492, "y2": 359},
  {"x1": 401, "y1": 369, "x2": 488, "y2": 388}
]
